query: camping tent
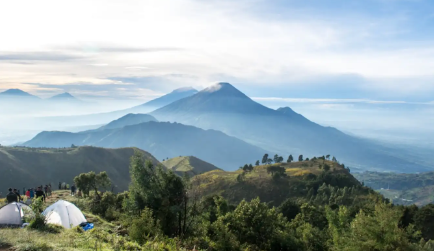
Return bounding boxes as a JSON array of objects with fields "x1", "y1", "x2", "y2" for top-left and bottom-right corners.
[
  {"x1": 0, "y1": 202, "x2": 34, "y2": 228},
  {"x1": 42, "y1": 200, "x2": 86, "y2": 229}
]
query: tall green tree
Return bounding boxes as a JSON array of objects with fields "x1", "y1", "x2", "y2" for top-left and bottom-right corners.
[
  {"x1": 262, "y1": 154, "x2": 269, "y2": 164},
  {"x1": 127, "y1": 150, "x2": 187, "y2": 237},
  {"x1": 255, "y1": 160, "x2": 260, "y2": 166},
  {"x1": 298, "y1": 155, "x2": 304, "y2": 162},
  {"x1": 287, "y1": 154, "x2": 293, "y2": 163},
  {"x1": 74, "y1": 171, "x2": 111, "y2": 198}
]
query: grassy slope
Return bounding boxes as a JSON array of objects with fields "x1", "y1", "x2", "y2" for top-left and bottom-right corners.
[
  {"x1": 0, "y1": 190, "x2": 179, "y2": 251},
  {"x1": 162, "y1": 156, "x2": 221, "y2": 175},
  {"x1": 193, "y1": 159, "x2": 359, "y2": 206},
  {"x1": 0, "y1": 146, "x2": 159, "y2": 194}
]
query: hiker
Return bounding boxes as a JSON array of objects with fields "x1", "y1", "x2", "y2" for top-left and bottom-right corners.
[
  {"x1": 77, "y1": 189, "x2": 82, "y2": 197},
  {"x1": 47, "y1": 185, "x2": 52, "y2": 197},
  {"x1": 58, "y1": 182, "x2": 61, "y2": 190},
  {"x1": 35, "y1": 187, "x2": 46, "y2": 202},
  {"x1": 6, "y1": 188, "x2": 18, "y2": 203},
  {"x1": 71, "y1": 184, "x2": 76, "y2": 196},
  {"x1": 25, "y1": 189, "x2": 30, "y2": 198},
  {"x1": 44, "y1": 185, "x2": 48, "y2": 196},
  {"x1": 13, "y1": 188, "x2": 23, "y2": 202},
  {"x1": 29, "y1": 188, "x2": 35, "y2": 198}
]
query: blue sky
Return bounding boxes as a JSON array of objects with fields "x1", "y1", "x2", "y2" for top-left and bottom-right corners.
[{"x1": 0, "y1": 0, "x2": 433, "y2": 102}]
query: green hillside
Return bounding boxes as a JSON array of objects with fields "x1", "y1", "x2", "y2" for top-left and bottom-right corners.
[
  {"x1": 162, "y1": 156, "x2": 221, "y2": 175},
  {"x1": 193, "y1": 158, "x2": 365, "y2": 206},
  {"x1": 3, "y1": 152, "x2": 434, "y2": 251},
  {"x1": 0, "y1": 146, "x2": 159, "y2": 193}
]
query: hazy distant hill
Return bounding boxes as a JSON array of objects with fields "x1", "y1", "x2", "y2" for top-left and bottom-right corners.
[
  {"x1": 97, "y1": 113, "x2": 157, "y2": 130},
  {"x1": 162, "y1": 156, "x2": 221, "y2": 176},
  {"x1": 49, "y1": 92, "x2": 79, "y2": 101},
  {"x1": 354, "y1": 171, "x2": 434, "y2": 206},
  {"x1": 36, "y1": 87, "x2": 198, "y2": 128},
  {"x1": 152, "y1": 82, "x2": 431, "y2": 172},
  {"x1": 128, "y1": 87, "x2": 198, "y2": 113},
  {"x1": 23, "y1": 121, "x2": 266, "y2": 170},
  {"x1": 0, "y1": 146, "x2": 159, "y2": 193},
  {"x1": 0, "y1": 89, "x2": 41, "y2": 102}
]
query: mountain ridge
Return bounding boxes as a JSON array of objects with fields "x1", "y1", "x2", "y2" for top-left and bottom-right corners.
[
  {"x1": 152, "y1": 82, "x2": 431, "y2": 172},
  {"x1": 0, "y1": 146, "x2": 159, "y2": 193},
  {"x1": 23, "y1": 120, "x2": 267, "y2": 170}
]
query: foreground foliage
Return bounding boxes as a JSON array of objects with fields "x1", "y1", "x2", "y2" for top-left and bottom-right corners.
[{"x1": 3, "y1": 150, "x2": 434, "y2": 250}]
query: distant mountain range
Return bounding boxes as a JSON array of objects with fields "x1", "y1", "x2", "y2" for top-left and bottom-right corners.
[
  {"x1": 0, "y1": 89, "x2": 82, "y2": 102},
  {"x1": 151, "y1": 82, "x2": 431, "y2": 172},
  {"x1": 23, "y1": 120, "x2": 266, "y2": 170},
  {"x1": 35, "y1": 87, "x2": 198, "y2": 127},
  {"x1": 0, "y1": 146, "x2": 159, "y2": 193},
  {"x1": 11, "y1": 83, "x2": 433, "y2": 172}
]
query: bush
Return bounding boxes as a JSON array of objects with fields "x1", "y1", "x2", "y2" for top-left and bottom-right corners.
[{"x1": 129, "y1": 207, "x2": 162, "y2": 244}]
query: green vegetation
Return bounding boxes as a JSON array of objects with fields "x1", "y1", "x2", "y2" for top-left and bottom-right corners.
[
  {"x1": 0, "y1": 146, "x2": 159, "y2": 193},
  {"x1": 354, "y1": 171, "x2": 434, "y2": 206},
  {"x1": 3, "y1": 151, "x2": 434, "y2": 250},
  {"x1": 162, "y1": 156, "x2": 221, "y2": 176}
]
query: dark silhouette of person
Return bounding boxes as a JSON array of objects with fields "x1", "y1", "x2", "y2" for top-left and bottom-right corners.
[
  {"x1": 6, "y1": 188, "x2": 18, "y2": 203},
  {"x1": 13, "y1": 188, "x2": 22, "y2": 201},
  {"x1": 35, "y1": 187, "x2": 46, "y2": 202}
]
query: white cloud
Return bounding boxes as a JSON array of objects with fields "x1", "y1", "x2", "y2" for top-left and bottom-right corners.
[{"x1": 0, "y1": 0, "x2": 433, "y2": 98}]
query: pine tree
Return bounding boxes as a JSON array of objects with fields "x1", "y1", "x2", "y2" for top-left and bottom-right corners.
[
  {"x1": 262, "y1": 154, "x2": 269, "y2": 164},
  {"x1": 287, "y1": 154, "x2": 293, "y2": 163}
]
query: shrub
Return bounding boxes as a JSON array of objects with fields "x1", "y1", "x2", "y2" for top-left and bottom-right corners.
[{"x1": 129, "y1": 207, "x2": 162, "y2": 244}]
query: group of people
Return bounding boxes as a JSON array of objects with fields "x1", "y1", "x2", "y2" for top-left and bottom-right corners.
[
  {"x1": 6, "y1": 186, "x2": 46, "y2": 204},
  {"x1": 3, "y1": 182, "x2": 80, "y2": 205}
]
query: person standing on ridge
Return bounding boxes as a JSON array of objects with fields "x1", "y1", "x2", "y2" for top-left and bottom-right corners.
[
  {"x1": 13, "y1": 188, "x2": 22, "y2": 202},
  {"x1": 71, "y1": 184, "x2": 76, "y2": 196},
  {"x1": 35, "y1": 187, "x2": 46, "y2": 202},
  {"x1": 30, "y1": 188, "x2": 35, "y2": 199},
  {"x1": 25, "y1": 189, "x2": 30, "y2": 198},
  {"x1": 6, "y1": 188, "x2": 18, "y2": 203},
  {"x1": 58, "y1": 182, "x2": 61, "y2": 190},
  {"x1": 47, "y1": 185, "x2": 52, "y2": 197}
]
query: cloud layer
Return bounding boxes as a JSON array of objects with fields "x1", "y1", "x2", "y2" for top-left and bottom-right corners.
[{"x1": 0, "y1": 0, "x2": 433, "y2": 101}]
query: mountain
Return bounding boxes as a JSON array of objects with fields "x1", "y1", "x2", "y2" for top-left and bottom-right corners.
[
  {"x1": 151, "y1": 82, "x2": 431, "y2": 172},
  {"x1": 162, "y1": 156, "x2": 221, "y2": 176},
  {"x1": 35, "y1": 87, "x2": 198, "y2": 129},
  {"x1": 98, "y1": 113, "x2": 157, "y2": 130},
  {"x1": 49, "y1": 92, "x2": 78, "y2": 101},
  {"x1": 0, "y1": 89, "x2": 39, "y2": 99},
  {"x1": 0, "y1": 146, "x2": 159, "y2": 193},
  {"x1": 23, "y1": 121, "x2": 267, "y2": 170},
  {"x1": 128, "y1": 87, "x2": 198, "y2": 113}
]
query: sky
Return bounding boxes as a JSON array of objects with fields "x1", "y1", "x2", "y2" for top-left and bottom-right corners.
[{"x1": 1, "y1": 0, "x2": 434, "y2": 103}]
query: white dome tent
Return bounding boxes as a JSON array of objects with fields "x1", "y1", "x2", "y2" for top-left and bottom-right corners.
[
  {"x1": 0, "y1": 202, "x2": 34, "y2": 228},
  {"x1": 42, "y1": 200, "x2": 87, "y2": 229}
]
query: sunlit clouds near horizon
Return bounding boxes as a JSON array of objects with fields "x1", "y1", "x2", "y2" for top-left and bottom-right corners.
[{"x1": 1, "y1": 0, "x2": 434, "y2": 102}]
